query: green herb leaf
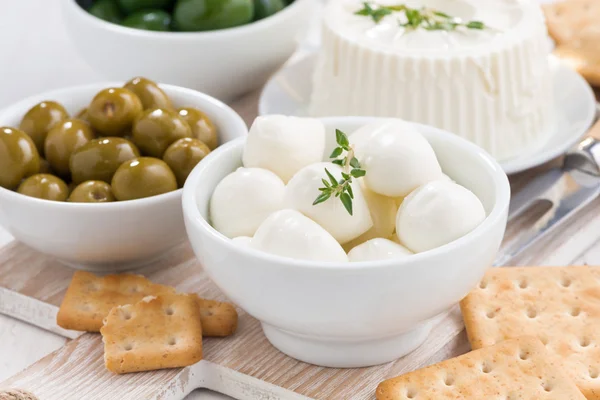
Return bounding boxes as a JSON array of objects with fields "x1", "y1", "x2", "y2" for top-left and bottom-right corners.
[
  {"x1": 341, "y1": 172, "x2": 351, "y2": 180},
  {"x1": 433, "y1": 10, "x2": 450, "y2": 18},
  {"x1": 466, "y1": 20, "x2": 485, "y2": 30},
  {"x1": 335, "y1": 129, "x2": 350, "y2": 148},
  {"x1": 313, "y1": 192, "x2": 331, "y2": 206},
  {"x1": 351, "y1": 168, "x2": 366, "y2": 178},
  {"x1": 330, "y1": 147, "x2": 343, "y2": 158},
  {"x1": 322, "y1": 178, "x2": 331, "y2": 188},
  {"x1": 332, "y1": 159, "x2": 345, "y2": 166},
  {"x1": 350, "y1": 157, "x2": 361, "y2": 169},
  {"x1": 325, "y1": 168, "x2": 338, "y2": 187},
  {"x1": 347, "y1": 184, "x2": 354, "y2": 199},
  {"x1": 340, "y1": 193, "x2": 353, "y2": 215},
  {"x1": 355, "y1": 2, "x2": 488, "y2": 32}
]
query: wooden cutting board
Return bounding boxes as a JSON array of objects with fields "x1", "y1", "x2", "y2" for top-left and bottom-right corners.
[{"x1": 2, "y1": 91, "x2": 600, "y2": 400}]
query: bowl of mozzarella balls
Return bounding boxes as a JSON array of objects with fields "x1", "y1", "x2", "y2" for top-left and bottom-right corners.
[{"x1": 182, "y1": 116, "x2": 510, "y2": 368}]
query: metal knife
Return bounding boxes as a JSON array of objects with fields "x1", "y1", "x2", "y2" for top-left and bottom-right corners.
[{"x1": 494, "y1": 121, "x2": 600, "y2": 266}]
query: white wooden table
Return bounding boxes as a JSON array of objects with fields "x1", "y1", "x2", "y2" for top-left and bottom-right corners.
[{"x1": 0, "y1": 0, "x2": 586, "y2": 399}]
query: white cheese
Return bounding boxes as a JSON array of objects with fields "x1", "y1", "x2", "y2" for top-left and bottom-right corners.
[
  {"x1": 348, "y1": 238, "x2": 413, "y2": 262},
  {"x1": 242, "y1": 115, "x2": 326, "y2": 183},
  {"x1": 253, "y1": 209, "x2": 349, "y2": 262},
  {"x1": 310, "y1": 0, "x2": 553, "y2": 160},
  {"x1": 396, "y1": 180, "x2": 486, "y2": 252},
  {"x1": 285, "y1": 162, "x2": 373, "y2": 244},
  {"x1": 210, "y1": 167, "x2": 286, "y2": 238}
]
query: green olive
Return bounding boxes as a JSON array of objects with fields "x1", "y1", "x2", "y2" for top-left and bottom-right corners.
[
  {"x1": 0, "y1": 127, "x2": 40, "y2": 190},
  {"x1": 39, "y1": 158, "x2": 53, "y2": 174},
  {"x1": 88, "y1": 0, "x2": 123, "y2": 23},
  {"x1": 68, "y1": 180, "x2": 116, "y2": 203},
  {"x1": 88, "y1": 88, "x2": 143, "y2": 136},
  {"x1": 70, "y1": 137, "x2": 140, "y2": 184},
  {"x1": 17, "y1": 174, "x2": 69, "y2": 202},
  {"x1": 163, "y1": 138, "x2": 210, "y2": 187},
  {"x1": 253, "y1": 0, "x2": 285, "y2": 21},
  {"x1": 122, "y1": 10, "x2": 172, "y2": 31},
  {"x1": 44, "y1": 119, "x2": 95, "y2": 177},
  {"x1": 124, "y1": 77, "x2": 172, "y2": 110},
  {"x1": 19, "y1": 101, "x2": 69, "y2": 155},
  {"x1": 76, "y1": 107, "x2": 90, "y2": 123},
  {"x1": 172, "y1": 0, "x2": 254, "y2": 31},
  {"x1": 117, "y1": 0, "x2": 173, "y2": 14},
  {"x1": 177, "y1": 107, "x2": 218, "y2": 150},
  {"x1": 111, "y1": 157, "x2": 177, "y2": 201},
  {"x1": 132, "y1": 108, "x2": 192, "y2": 158}
]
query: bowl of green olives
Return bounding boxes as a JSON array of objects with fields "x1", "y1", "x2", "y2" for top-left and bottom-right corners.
[
  {"x1": 0, "y1": 78, "x2": 247, "y2": 271},
  {"x1": 62, "y1": 0, "x2": 316, "y2": 101}
]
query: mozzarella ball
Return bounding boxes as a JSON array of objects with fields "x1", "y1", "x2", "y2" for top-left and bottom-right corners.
[
  {"x1": 285, "y1": 162, "x2": 373, "y2": 244},
  {"x1": 350, "y1": 119, "x2": 443, "y2": 197},
  {"x1": 253, "y1": 209, "x2": 348, "y2": 262},
  {"x1": 242, "y1": 115, "x2": 326, "y2": 183},
  {"x1": 342, "y1": 180, "x2": 397, "y2": 251},
  {"x1": 348, "y1": 238, "x2": 413, "y2": 262},
  {"x1": 210, "y1": 167, "x2": 285, "y2": 238},
  {"x1": 231, "y1": 236, "x2": 253, "y2": 247},
  {"x1": 396, "y1": 180, "x2": 486, "y2": 253}
]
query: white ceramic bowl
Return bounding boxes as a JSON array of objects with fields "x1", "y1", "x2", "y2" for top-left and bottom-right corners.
[
  {"x1": 0, "y1": 83, "x2": 247, "y2": 272},
  {"x1": 183, "y1": 117, "x2": 511, "y2": 368},
  {"x1": 61, "y1": 0, "x2": 316, "y2": 101}
]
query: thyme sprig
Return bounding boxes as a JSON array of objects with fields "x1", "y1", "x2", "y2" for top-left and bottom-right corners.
[
  {"x1": 355, "y1": 2, "x2": 486, "y2": 31},
  {"x1": 313, "y1": 129, "x2": 366, "y2": 216}
]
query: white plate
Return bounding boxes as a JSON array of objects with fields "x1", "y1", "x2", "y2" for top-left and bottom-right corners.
[{"x1": 259, "y1": 53, "x2": 597, "y2": 175}]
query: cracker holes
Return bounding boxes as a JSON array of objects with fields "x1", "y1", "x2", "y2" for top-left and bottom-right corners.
[
  {"x1": 88, "y1": 283, "x2": 100, "y2": 292},
  {"x1": 526, "y1": 308, "x2": 537, "y2": 319},
  {"x1": 518, "y1": 350, "x2": 529, "y2": 361},
  {"x1": 560, "y1": 277, "x2": 572, "y2": 288},
  {"x1": 124, "y1": 344, "x2": 133, "y2": 351},
  {"x1": 479, "y1": 280, "x2": 488, "y2": 289},
  {"x1": 405, "y1": 388, "x2": 417, "y2": 399},
  {"x1": 122, "y1": 312, "x2": 132, "y2": 321},
  {"x1": 542, "y1": 381, "x2": 553, "y2": 392},
  {"x1": 517, "y1": 279, "x2": 528, "y2": 289},
  {"x1": 481, "y1": 362, "x2": 492, "y2": 374},
  {"x1": 165, "y1": 307, "x2": 174, "y2": 316},
  {"x1": 580, "y1": 337, "x2": 591, "y2": 348},
  {"x1": 129, "y1": 286, "x2": 141, "y2": 293},
  {"x1": 590, "y1": 367, "x2": 599, "y2": 379},
  {"x1": 570, "y1": 307, "x2": 581, "y2": 317},
  {"x1": 168, "y1": 337, "x2": 177, "y2": 346},
  {"x1": 486, "y1": 310, "x2": 496, "y2": 319},
  {"x1": 443, "y1": 375, "x2": 454, "y2": 386}
]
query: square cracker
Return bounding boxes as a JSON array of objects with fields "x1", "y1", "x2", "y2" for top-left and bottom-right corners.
[
  {"x1": 57, "y1": 271, "x2": 176, "y2": 332},
  {"x1": 460, "y1": 266, "x2": 600, "y2": 399},
  {"x1": 376, "y1": 336, "x2": 585, "y2": 400},
  {"x1": 194, "y1": 295, "x2": 238, "y2": 337},
  {"x1": 101, "y1": 293, "x2": 203, "y2": 374}
]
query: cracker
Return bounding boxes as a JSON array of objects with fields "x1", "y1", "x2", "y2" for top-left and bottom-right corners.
[
  {"x1": 376, "y1": 336, "x2": 585, "y2": 399},
  {"x1": 56, "y1": 271, "x2": 176, "y2": 332},
  {"x1": 101, "y1": 293, "x2": 203, "y2": 374},
  {"x1": 460, "y1": 266, "x2": 600, "y2": 399},
  {"x1": 194, "y1": 295, "x2": 238, "y2": 337},
  {"x1": 57, "y1": 272, "x2": 238, "y2": 337},
  {"x1": 544, "y1": 0, "x2": 600, "y2": 86}
]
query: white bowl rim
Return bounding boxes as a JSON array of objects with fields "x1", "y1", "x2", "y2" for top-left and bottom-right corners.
[
  {"x1": 65, "y1": 0, "x2": 311, "y2": 39},
  {"x1": 0, "y1": 81, "x2": 247, "y2": 210},
  {"x1": 182, "y1": 117, "x2": 511, "y2": 270}
]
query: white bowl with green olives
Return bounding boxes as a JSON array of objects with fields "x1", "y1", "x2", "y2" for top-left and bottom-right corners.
[
  {"x1": 62, "y1": 0, "x2": 316, "y2": 101},
  {"x1": 0, "y1": 79, "x2": 247, "y2": 271}
]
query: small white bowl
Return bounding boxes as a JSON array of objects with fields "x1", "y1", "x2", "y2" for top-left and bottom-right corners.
[
  {"x1": 183, "y1": 117, "x2": 510, "y2": 368},
  {"x1": 0, "y1": 83, "x2": 247, "y2": 272},
  {"x1": 61, "y1": 0, "x2": 316, "y2": 101}
]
